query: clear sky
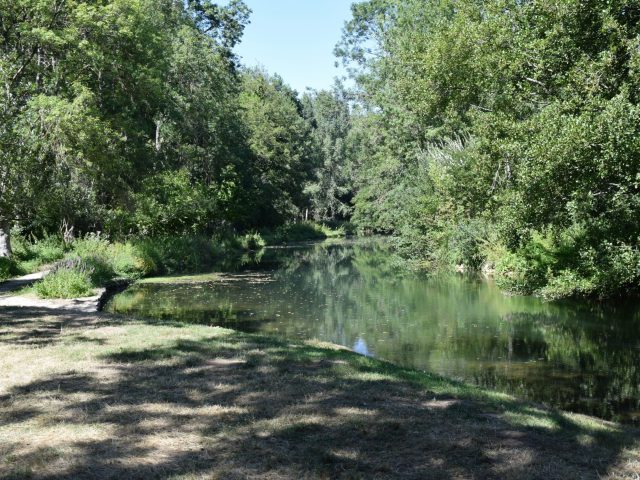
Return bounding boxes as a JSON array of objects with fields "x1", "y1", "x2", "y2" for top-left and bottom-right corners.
[{"x1": 230, "y1": 0, "x2": 354, "y2": 94}]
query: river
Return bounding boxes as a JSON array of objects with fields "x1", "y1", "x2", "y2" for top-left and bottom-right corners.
[{"x1": 104, "y1": 238, "x2": 640, "y2": 423}]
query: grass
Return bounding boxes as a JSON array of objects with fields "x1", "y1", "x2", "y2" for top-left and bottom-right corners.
[{"x1": 0, "y1": 307, "x2": 638, "y2": 479}]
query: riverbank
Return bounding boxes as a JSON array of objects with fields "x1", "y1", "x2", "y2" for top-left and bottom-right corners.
[
  {"x1": 0, "y1": 223, "x2": 348, "y2": 299},
  {"x1": 1, "y1": 306, "x2": 638, "y2": 479}
]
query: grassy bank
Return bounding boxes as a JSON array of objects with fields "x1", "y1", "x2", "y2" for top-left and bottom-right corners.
[
  {"x1": 0, "y1": 307, "x2": 638, "y2": 479},
  {"x1": 1, "y1": 222, "x2": 347, "y2": 298}
]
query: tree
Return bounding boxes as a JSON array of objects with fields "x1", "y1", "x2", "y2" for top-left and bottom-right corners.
[
  {"x1": 340, "y1": 0, "x2": 640, "y2": 298},
  {"x1": 0, "y1": 0, "x2": 252, "y2": 254},
  {"x1": 239, "y1": 68, "x2": 316, "y2": 226},
  {"x1": 303, "y1": 85, "x2": 355, "y2": 221}
]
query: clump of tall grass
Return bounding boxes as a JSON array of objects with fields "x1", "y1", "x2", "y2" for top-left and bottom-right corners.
[
  {"x1": 71, "y1": 233, "x2": 157, "y2": 279},
  {"x1": 34, "y1": 258, "x2": 95, "y2": 299},
  {"x1": 134, "y1": 236, "x2": 217, "y2": 275},
  {"x1": 237, "y1": 232, "x2": 266, "y2": 251}
]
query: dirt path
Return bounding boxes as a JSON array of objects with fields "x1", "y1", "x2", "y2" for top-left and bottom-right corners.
[
  {"x1": 0, "y1": 288, "x2": 105, "y2": 312},
  {"x1": 0, "y1": 271, "x2": 48, "y2": 294},
  {"x1": 0, "y1": 270, "x2": 107, "y2": 312}
]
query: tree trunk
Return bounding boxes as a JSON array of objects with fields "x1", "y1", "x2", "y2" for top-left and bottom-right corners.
[{"x1": 0, "y1": 224, "x2": 12, "y2": 258}]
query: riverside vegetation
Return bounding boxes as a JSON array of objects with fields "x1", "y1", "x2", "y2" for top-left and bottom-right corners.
[
  {"x1": 0, "y1": 0, "x2": 353, "y2": 295},
  {"x1": 1, "y1": 222, "x2": 346, "y2": 298},
  {"x1": 2, "y1": 0, "x2": 640, "y2": 300}
]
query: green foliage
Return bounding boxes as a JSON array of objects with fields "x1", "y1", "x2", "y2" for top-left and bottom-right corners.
[
  {"x1": 237, "y1": 233, "x2": 266, "y2": 251},
  {"x1": 238, "y1": 68, "x2": 317, "y2": 226},
  {"x1": 10, "y1": 232, "x2": 65, "y2": 273},
  {"x1": 108, "y1": 243, "x2": 158, "y2": 279},
  {"x1": 12, "y1": 234, "x2": 65, "y2": 264},
  {"x1": 0, "y1": 257, "x2": 20, "y2": 281},
  {"x1": 30, "y1": 234, "x2": 222, "y2": 298},
  {"x1": 265, "y1": 222, "x2": 346, "y2": 244},
  {"x1": 341, "y1": 0, "x2": 640, "y2": 299},
  {"x1": 302, "y1": 86, "x2": 355, "y2": 221},
  {"x1": 34, "y1": 268, "x2": 93, "y2": 299},
  {"x1": 131, "y1": 170, "x2": 222, "y2": 237},
  {"x1": 496, "y1": 230, "x2": 640, "y2": 300},
  {"x1": 25, "y1": 232, "x2": 237, "y2": 298},
  {"x1": 0, "y1": 0, "x2": 257, "y2": 238},
  {"x1": 134, "y1": 236, "x2": 219, "y2": 275},
  {"x1": 0, "y1": 0, "x2": 360, "y2": 268}
]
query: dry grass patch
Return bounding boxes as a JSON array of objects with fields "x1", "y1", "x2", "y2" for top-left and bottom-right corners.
[{"x1": 0, "y1": 306, "x2": 639, "y2": 479}]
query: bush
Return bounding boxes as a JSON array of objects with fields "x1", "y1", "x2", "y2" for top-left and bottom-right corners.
[
  {"x1": 52, "y1": 255, "x2": 112, "y2": 284},
  {"x1": 265, "y1": 222, "x2": 345, "y2": 244},
  {"x1": 34, "y1": 268, "x2": 93, "y2": 299},
  {"x1": 70, "y1": 233, "x2": 111, "y2": 258},
  {"x1": 70, "y1": 234, "x2": 157, "y2": 280},
  {"x1": 495, "y1": 231, "x2": 567, "y2": 295},
  {"x1": 134, "y1": 236, "x2": 217, "y2": 274},
  {"x1": 494, "y1": 228, "x2": 640, "y2": 300},
  {"x1": 109, "y1": 242, "x2": 157, "y2": 278},
  {"x1": 237, "y1": 232, "x2": 266, "y2": 251},
  {"x1": 0, "y1": 257, "x2": 20, "y2": 281},
  {"x1": 11, "y1": 232, "x2": 65, "y2": 273}
]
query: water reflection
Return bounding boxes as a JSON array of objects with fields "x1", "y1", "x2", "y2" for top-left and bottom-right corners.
[{"x1": 105, "y1": 238, "x2": 640, "y2": 423}]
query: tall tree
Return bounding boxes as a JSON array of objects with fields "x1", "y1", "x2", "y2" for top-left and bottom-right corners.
[
  {"x1": 302, "y1": 86, "x2": 355, "y2": 221},
  {"x1": 239, "y1": 68, "x2": 316, "y2": 226},
  {"x1": 0, "y1": 0, "x2": 251, "y2": 253}
]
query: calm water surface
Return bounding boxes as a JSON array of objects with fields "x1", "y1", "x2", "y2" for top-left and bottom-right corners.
[{"x1": 105, "y1": 238, "x2": 640, "y2": 422}]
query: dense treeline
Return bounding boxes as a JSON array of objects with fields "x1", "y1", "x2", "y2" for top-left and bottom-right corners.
[
  {"x1": 0, "y1": 0, "x2": 352, "y2": 258},
  {"x1": 340, "y1": 0, "x2": 640, "y2": 299},
  {"x1": 2, "y1": 0, "x2": 640, "y2": 301}
]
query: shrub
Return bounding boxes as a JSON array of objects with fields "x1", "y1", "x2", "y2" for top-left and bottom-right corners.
[
  {"x1": 0, "y1": 257, "x2": 20, "y2": 281},
  {"x1": 70, "y1": 233, "x2": 111, "y2": 259},
  {"x1": 238, "y1": 232, "x2": 266, "y2": 251},
  {"x1": 51, "y1": 255, "x2": 112, "y2": 285},
  {"x1": 538, "y1": 270, "x2": 596, "y2": 300},
  {"x1": 35, "y1": 268, "x2": 93, "y2": 299},
  {"x1": 69, "y1": 234, "x2": 157, "y2": 280},
  {"x1": 265, "y1": 222, "x2": 345, "y2": 244},
  {"x1": 11, "y1": 232, "x2": 65, "y2": 273},
  {"x1": 494, "y1": 228, "x2": 640, "y2": 299},
  {"x1": 495, "y1": 232, "x2": 561, "y2": 295},
  {"x1": 109, "y1": 242, "x2": 157, "y2": 279},
  {"x1": 27, "y1": 236, "x2": 66, "y2": 263}
]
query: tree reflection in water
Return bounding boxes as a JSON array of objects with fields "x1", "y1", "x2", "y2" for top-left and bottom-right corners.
[{"x1": 105, "y1": 238, "x2": 640, "y2": 423}]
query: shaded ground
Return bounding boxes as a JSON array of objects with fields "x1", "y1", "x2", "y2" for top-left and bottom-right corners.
[{"x1": 0, "y1": 306, "x2": 639, "y2": 479}]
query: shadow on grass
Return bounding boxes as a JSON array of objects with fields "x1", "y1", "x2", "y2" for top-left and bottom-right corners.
[{"x1": 0, "y1": 306, "x2": 638, "y2": 479}]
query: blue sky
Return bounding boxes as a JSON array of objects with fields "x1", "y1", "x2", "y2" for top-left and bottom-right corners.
[{"x1": 231, "y1": 0, "x2": 354, "y2": 94}]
